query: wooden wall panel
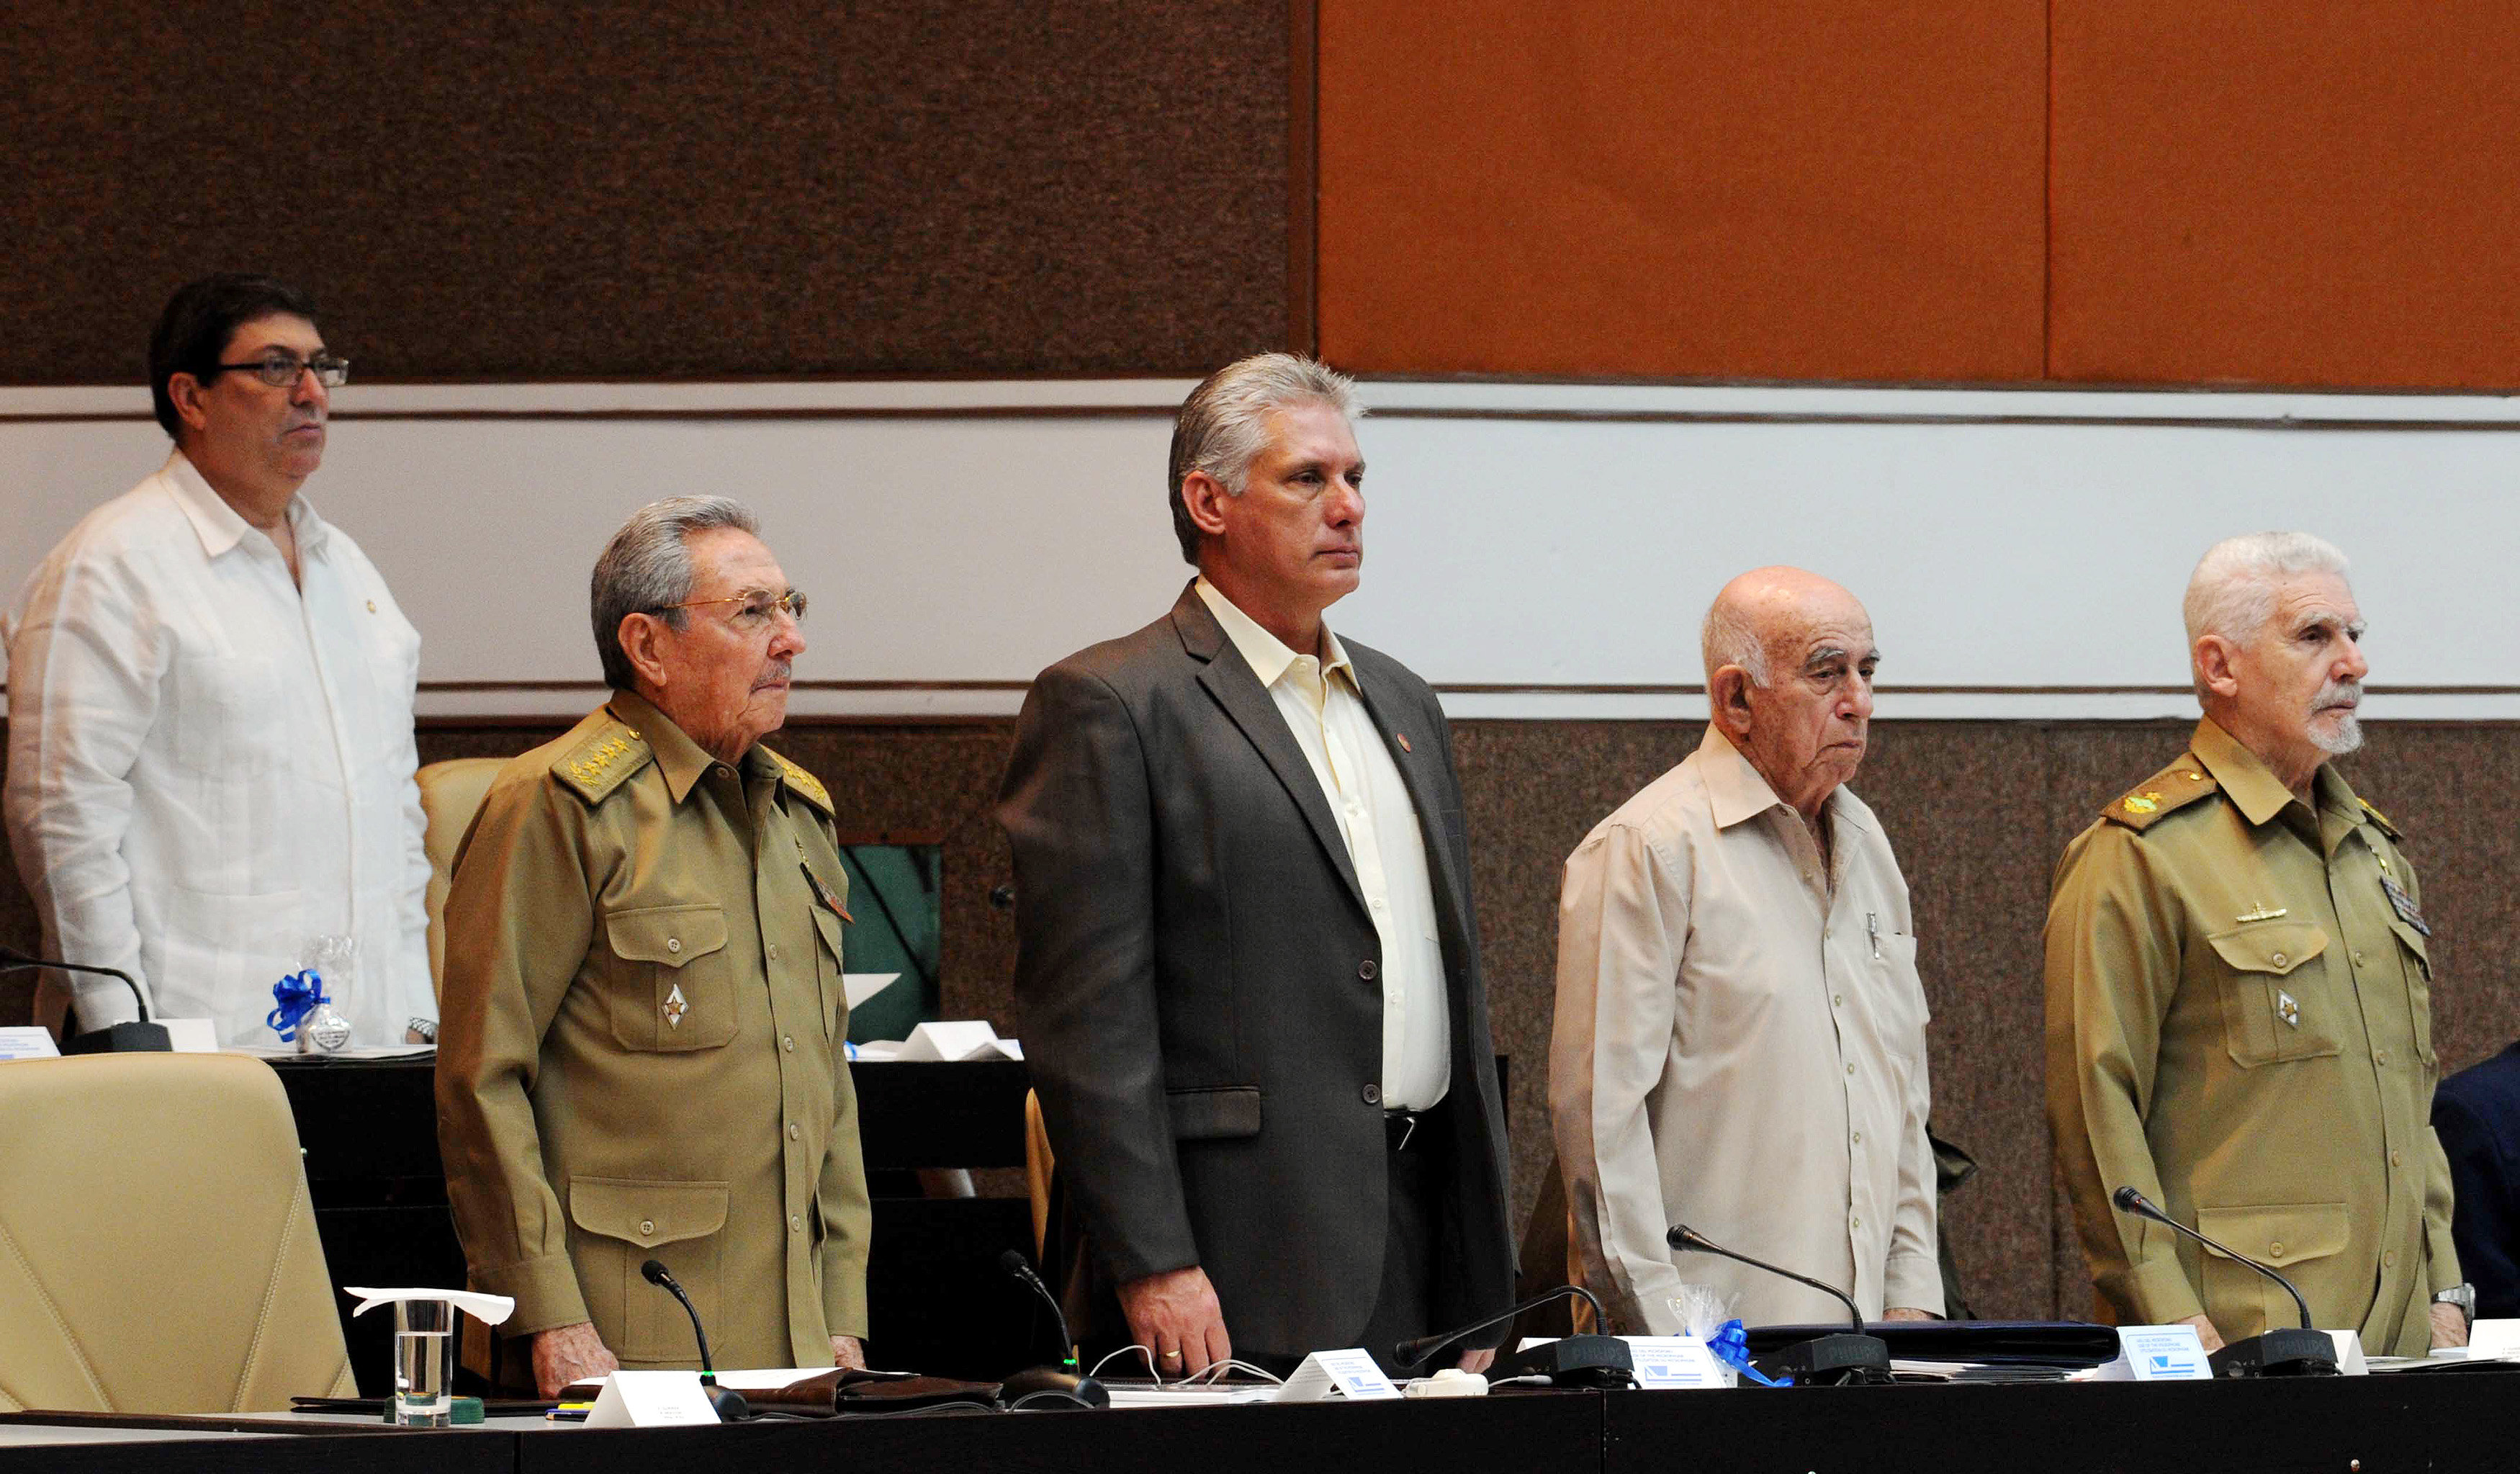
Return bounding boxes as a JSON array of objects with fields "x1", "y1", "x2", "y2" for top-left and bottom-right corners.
[
  {"x1": 0, "y1": 1, "x2": 1290, "y2": 382},
  {"x1": 1314, "y1": 1, "x2": 2048, "y2": 381},
  {"x1": 2051, "y1": 2, "x2": 2520, "y2": 389}
]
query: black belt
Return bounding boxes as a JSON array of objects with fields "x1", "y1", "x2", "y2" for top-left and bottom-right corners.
[{"x1": 1385, "y1": 1106, "x2": 1438, "y2": 1153}]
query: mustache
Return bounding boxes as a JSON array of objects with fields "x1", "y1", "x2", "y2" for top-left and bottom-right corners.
[
  {"x1": 2316, "y1": 679, "x2": 2362, "y2": 711},
  {"x1": 754, "y1": 662, "x2": 793, "y2": 688}
]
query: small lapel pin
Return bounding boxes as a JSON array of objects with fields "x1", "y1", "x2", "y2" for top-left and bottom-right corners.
[
  {"x1": 662, "y1": 982, "x2": 689, "y2": 1030},
  {"x1": 365, "y1": 599, "x2": 377, "y2": 613},
  {"x1": 1395, "y1": 732, "x2": 1413, "y2": 753}
]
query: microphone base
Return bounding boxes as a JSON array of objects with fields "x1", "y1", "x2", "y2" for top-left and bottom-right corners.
[
  {"x1": 2209, "y1": 1327, "x2": 2339, "y2": 1379},
  {"x1": 1752, "y1": 1332, "x2": 1894, "y2": 1386},
  {"x1": 1001, "y1": 1365, "x2": 1110, "y2": 1408},
  {"x1": 700, "y1": 1380, "x2": 752, "y2": 1421},
  {"x1": 1493, "y1": 1333, "x2": 1636, "y2": 1388},
  {"x1": 62, "y1": 1021, "x2": 171, "y2": 1055}
]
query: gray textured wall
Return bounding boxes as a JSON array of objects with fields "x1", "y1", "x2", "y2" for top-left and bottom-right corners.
[{"x1": 6, "y1": 715, "x2": 2514, "y2": 1321}]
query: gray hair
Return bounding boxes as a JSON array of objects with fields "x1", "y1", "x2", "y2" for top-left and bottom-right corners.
[
  {"x1": 1701, "y1": 599, "x2": 1772, "y2": 688},
  {"x1": 2182, "y1": 531, "x2": 2352, "y2": 657},
  {"x1": 590, "y1": 496, "x2": 760, "y2": 690},
  {"x1": 1166, "y1": 353, "x2": 1362, "y2": 564}
]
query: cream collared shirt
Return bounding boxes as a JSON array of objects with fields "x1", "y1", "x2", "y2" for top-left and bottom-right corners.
[
  {"x1": 3, "y1": 450, "x2": 433, "y2": 1046},
  {"x1": 1195, "y1": 578, "x2": 1449, "y2": 1108},
  {"x1": 1551, "y1": 725, "x2": 1941, "y2": 1331}
]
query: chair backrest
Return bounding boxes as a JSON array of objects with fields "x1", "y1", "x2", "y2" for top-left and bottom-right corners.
[
  {"x1": 0, "y1": 1052, "x2": 356, "y2": 1413},
  {"x1": 418, "y1": 758, "x2": 509, "y2": 1002}
]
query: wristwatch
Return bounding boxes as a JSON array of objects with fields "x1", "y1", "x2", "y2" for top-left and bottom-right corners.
[{"x1": 2434, "y1": 1283, "x2": 2475, "y2": 1329}]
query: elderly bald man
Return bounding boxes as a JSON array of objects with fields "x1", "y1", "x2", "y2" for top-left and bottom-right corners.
[{"x1": 1549, "y1": 567, "x2": 1943, "y2": 1331}]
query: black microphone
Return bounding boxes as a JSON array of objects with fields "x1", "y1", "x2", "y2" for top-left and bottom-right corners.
[
  {"x1": 1667, "y1": 1223, "x2": 1891, "y2": 1385},
  {"x1": 2110, "y1": 1187, "x2": 2338, "y2": 1378},
  {"x1": 996, "y1": 1250, "x2": 1107, "y2": 1407},
  {"x1": 1400, "y1": 1284, "x2": 1634, "y2": 1388},
  {"x1": 0, "y1": 948, "x2": 168, "y2": 1054},
  {"x1": 640, "y1": 1259, "x2": 752, "y2": 1420}
]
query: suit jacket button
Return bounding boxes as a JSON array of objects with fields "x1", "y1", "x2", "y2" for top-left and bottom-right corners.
[
  {"x1": 1359, "y1": 960, "x2": 1378, "y2": 981},
  {"x1": 1362, "y1": 1084, "x2": 1382, "y2": 1105}
]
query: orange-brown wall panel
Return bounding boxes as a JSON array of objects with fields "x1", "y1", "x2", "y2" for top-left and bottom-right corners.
[
  {"x1": 2051, "y1": 2, "x2": 2520, "y2": 390},
  {"x1": 1315, "y1": 1, "x2": 2048, "y2": 381}
]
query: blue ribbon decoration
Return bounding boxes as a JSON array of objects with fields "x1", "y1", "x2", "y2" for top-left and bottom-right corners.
[
  {"x1": 267, "y1": 970, "x2": 330, "y2": 1042},
  {"x1": 1706, "y1": 1318, "x2": 1793, "y2": 1388}
]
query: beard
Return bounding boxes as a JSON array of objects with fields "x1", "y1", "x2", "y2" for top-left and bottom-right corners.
[{"x1": 2308, "y1": 680, "x2": 2364, "y2": 756}]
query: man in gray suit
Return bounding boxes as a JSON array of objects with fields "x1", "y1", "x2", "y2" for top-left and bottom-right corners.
[{"x1": 997, "y1": 354, "x2": 1513, "y2": 1377}]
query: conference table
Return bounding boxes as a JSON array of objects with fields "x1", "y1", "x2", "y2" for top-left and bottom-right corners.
[{"x1": 4, "y1": 1371, "x2": 2510, "y2": 1473}]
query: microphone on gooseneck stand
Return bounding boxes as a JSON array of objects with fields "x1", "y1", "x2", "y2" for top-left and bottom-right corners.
[
  {"x1": 997, "y1": 1250, "x2": 1109, "y2": 1408},
  {"x1": 640, "y1": 1259, "x2": 752, "y2": 1420},
  {"x1": 0, "y1": 948, "x2": 168, "y2": 1054},
  {"x1": 2110, "y1": 1187, "x2": 2339, "y2": 1378},
  {"x1": 1666, "y1": 1223, "x2": 1892, "y2": 1385},
  {"x1": 1398, "y1": 1284, "x2": 1635, "y2": 1387}
]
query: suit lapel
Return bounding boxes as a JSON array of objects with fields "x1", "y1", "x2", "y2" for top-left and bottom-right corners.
[{"x1": 1174, "y1": 587, "x2": 1370, "y2": 916}]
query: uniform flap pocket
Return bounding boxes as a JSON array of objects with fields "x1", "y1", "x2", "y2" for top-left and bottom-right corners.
[
  {"x1": 606, "y1": 904, "x2": 728, "y2": 967},
  {"x1": 570, "y1": 1177, "x2": 730, "y2": 1249},
  {"x1": 2195, "y1": 1200, "x2": 2349, "y2": 1268},
  {"x1": 809, "y1": 904, "x2": 845, "y2": 958},
  {"x1": 2388, "y1": 917, "x2": 2431, "y2": 971},
  {"x1": 2205, "y1": 921, "x2": 2328, "y2": 976},
  {"x1": 1166, "y1": 1085, "x2": 1262, "y2": 1141}
]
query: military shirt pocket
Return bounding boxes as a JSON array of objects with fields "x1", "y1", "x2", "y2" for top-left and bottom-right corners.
[
  {"x1": 2206, "y1": 920, "x2": 2339, "y2": 1066},
  {"x1": 567, "y1": 1177, "x2": 729, "y2": 1361},
  {"x1": 2390, "y1": 917, "x2": 2436, "y2": 1069},
  {"x1": 602, "y1": 904, "x2": 734, "y2": 1052},
  {"x1": 809, "y1": 904, "x2": 846, "y2": 1041},
  {"x1": 2195, "y1": 1200, "x2": 2347, "y2": 1340}
]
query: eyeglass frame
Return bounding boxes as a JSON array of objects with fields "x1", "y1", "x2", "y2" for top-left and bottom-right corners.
[
  {"x1": 202, "y1": 352, "x2": 352, "y2": 390},
  {"x1": 650, "y1": 588, "x2": 809, "y2": 629}
]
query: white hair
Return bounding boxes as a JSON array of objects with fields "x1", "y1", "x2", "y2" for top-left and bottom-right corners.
[
  {"x1": 1700, "y1": 598, "x2": 1770, "y2": 687},
  {"x1": 2183, "y1": 531, "x2": 2352, "y2": 644},
  {"x1": 1166, "y1": 354, "x2": 1362, "y2": 565}
]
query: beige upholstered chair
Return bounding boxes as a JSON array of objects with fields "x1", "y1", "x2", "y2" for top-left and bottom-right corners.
[
  {"x1": 0, "y1": 1052, "x2": 357, "y2": 1413},
  {"x1": 418, "y1": 757, "x2": 509, "y2": 1002}
]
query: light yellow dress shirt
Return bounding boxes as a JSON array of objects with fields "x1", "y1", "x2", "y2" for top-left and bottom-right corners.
[
  {"x1": 1194, "y1": 578, "x2": 1449, "y2": 1108},
  {"x1": 1551, "y1": 725, "x2": 1941, "y2": 1331}
]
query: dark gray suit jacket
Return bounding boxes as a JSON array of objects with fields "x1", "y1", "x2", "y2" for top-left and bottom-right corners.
[{"x1": 996, "y1": 582, "x2": 1514, "y2": 1355}]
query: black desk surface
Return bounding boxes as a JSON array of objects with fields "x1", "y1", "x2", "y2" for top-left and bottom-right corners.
[{"x1": 9, "y1": 1373, "x2": 2520, "y2": 1474}]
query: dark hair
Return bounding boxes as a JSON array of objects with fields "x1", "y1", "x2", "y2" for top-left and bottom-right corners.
[{"x1": 147, "y1": 275, "x2": 323, "y2": 439}]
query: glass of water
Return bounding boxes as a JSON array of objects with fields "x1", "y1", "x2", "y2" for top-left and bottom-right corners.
[{"x1": 392, "y1": 1297, "x2": 454, "y2": 1426}]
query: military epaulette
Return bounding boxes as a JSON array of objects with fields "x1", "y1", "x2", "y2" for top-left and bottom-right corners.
[
  {"x1": 767, "y1": 747, "x2": 834, "y2": 817},
  {"x1": 554, "y1": 724, "x2": 653, "y2": 804},
  {"x1": 2102, "y1": 759, "x2": 2219, "y2": 832},
  {"x1": 2359, "y1": 797, "x2": 2402, "y2": 839}
]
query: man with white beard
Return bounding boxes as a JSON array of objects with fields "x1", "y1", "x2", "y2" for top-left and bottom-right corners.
[{"x1": 2044, "y1": 531, "x2": 2467, "y2": 1359}]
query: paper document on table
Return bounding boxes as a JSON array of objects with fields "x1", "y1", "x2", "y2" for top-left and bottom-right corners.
[
  {"x1": 842, "y1": 973, "x2": 899, "y2": 1010},
  {"x1": 891, "y1": 1020, "x2": 1019, "y2": 1062},
  {"x1": 1103, "y1": 1384, "x2": 1282, "y2": 1407}
]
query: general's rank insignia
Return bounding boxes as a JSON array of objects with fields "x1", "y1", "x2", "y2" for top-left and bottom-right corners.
[
  {"x1": 2277, "y1": 990, "x2": 2300, "y2": 1029},
  {"x1": 2123, "y1": 792, "x2": 2159, "y2": 814},
  {"x1": 663, "y1": 982, "x2": 689, "y2": 1029}
]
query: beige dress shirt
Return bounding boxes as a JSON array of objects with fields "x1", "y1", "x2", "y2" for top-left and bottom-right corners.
[
  {"x1": 1552, "y1": 725, "x2": 1941, "y2": 1331},
  {"x1": 1194, "y1": 579, "x2": 1449, "y2": 1108}
]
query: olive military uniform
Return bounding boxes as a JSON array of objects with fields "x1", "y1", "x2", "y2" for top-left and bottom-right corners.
[
  {"x1": 2044, "y1": 718, "x2": 2456, "y2": 1357},
  {"x1": 436, "y1": 690, "x2": 871, "y2": 1370}
]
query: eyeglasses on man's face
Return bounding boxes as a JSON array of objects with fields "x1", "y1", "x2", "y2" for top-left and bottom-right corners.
[
  {"x1": 207, "y1": 352, "x2": 351, "y2": 390},
  {"x1": 654, "y1": 588, "x2": 809, "y2": 632}
]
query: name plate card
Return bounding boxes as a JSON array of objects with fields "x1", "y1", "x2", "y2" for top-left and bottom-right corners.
[
  {"x1": 2093, "y1": 1325, "x2": 2212, "y2": 1381},
  {"x1": 1274, "y1": 1349, "x2": 1401, "y2": 1403},
  {"x1": 584, "y1": 1370, "x2": 722, "y2": 1427},
  {"x1": 1620, "y1": 1336, "x2": 1730, "y2": 1389}
]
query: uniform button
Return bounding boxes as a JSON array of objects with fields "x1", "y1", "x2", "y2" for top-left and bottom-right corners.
[
  {"x1": 639, "y1": 1218, "x2": 655, "y2": 1237},
  {"x1": 2354, "y1": 951, "x2": 2367, "y2": 968},
  {"x1": 788, "y1": 1122, "x2": 801, "y2": 1141},
  {"x1": 1362, "y1": 1084, "x2": 1382, "y2": 1105},
  {"x1": 666, "y1": 938, "x2": 683, "y2": 954},
  {"x1": 768, "y1": 943, "x2": 780, "y2": 960},
  {"x1": 1845, "y1": 1063, "x2": 1856, "y2": 1077},
  {"x1": 1851, "y1": 1215, "x2": 1862, "y2": 1231},
  {"x1": 782, "y1": 1035, "x2": 796, "y2": 1052},
  {"x1": 1359, "y1": 960, "x2": 1378, "y2": 981},
  {"x1": 791, "y1": 1214, "x2": 802, "y2": 1232},
  {"x1": 1833, "y1": 994, "x2": 1845, "y2": 1007},
  {"x1": 2385, "y1": 1249, "x2": 2399, "y2": 1269},
  {"x1": 2376, "y1": 1049, "x2": 2391, "y2": 1066},
  {"x1": 2269, "y1": 1241, "x2": 2285, "y2": 1259},
  {"x1": 2391, "y1": 1150, "x2": 2403, "y2": 1168},
  {"x1": 2269, "y1": 951, "x2": 2287, "y2": 967},
  {"x1": 1852, "y1": 1131, "x2": 1864, "y2": 1146}
]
